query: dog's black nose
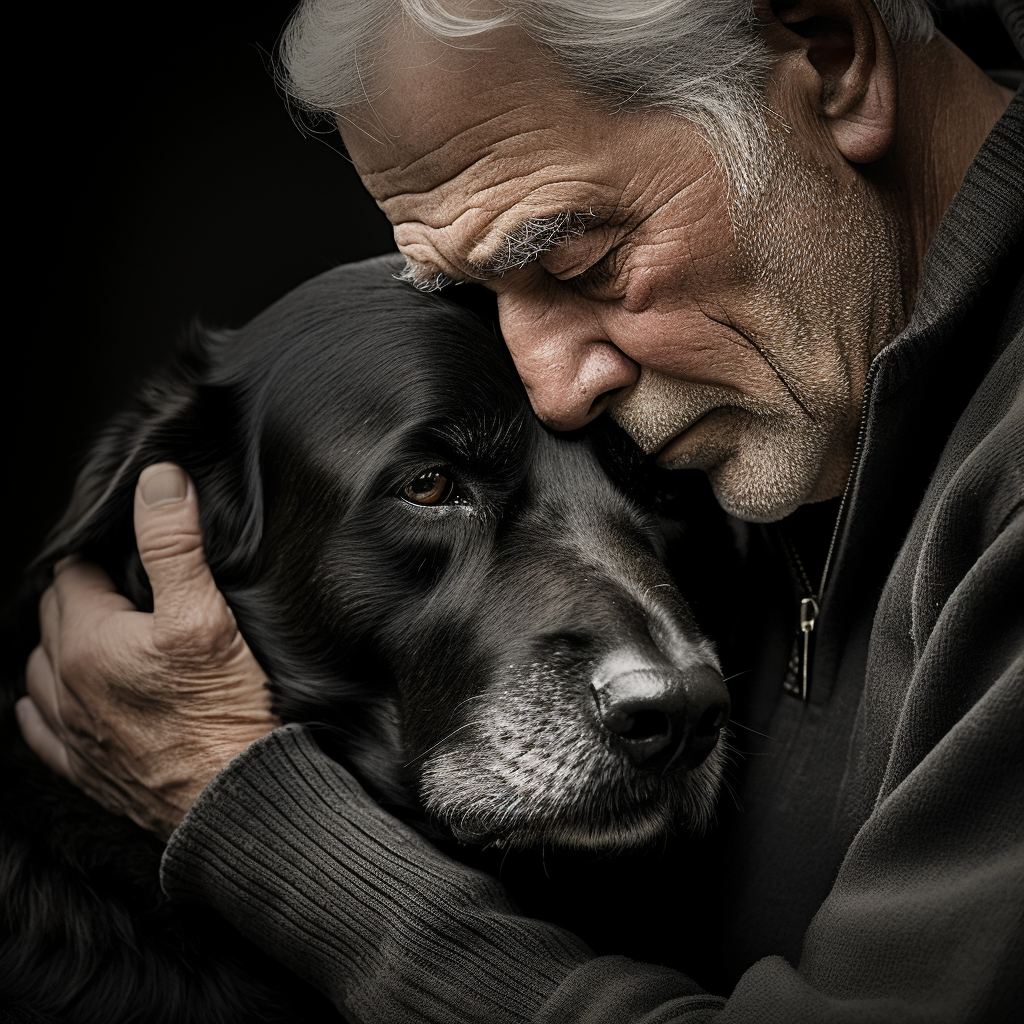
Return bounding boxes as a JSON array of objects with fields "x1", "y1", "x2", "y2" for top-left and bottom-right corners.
[{"x1": 592, "y1": 655, "x2": 729, "y2": 771}]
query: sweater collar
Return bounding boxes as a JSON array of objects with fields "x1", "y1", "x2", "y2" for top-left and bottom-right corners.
[
  {"x1": 871, "y1": 84, "x2": 1024, "y2": 403},
  {"x1": 808, "y1": 76, "x2": 1024, "y2": 701}
]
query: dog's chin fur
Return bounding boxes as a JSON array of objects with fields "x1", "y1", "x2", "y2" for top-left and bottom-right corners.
[
  {"x1": 418, "y1": 664, "x2": 726, "y2": 851},
  {"x1": 423, "y1": 748, "x2": 724, "y2": 851}
]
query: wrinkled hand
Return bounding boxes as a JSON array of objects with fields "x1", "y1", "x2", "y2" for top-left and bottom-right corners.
[{"x1": 16, "y1": 464, "x2": 280, "y2": 841}]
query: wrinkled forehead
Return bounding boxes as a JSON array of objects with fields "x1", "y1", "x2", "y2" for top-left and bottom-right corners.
[
  {"x1": 341, "y1": 24, "x2": 572, "y2": 178},
  {"x1": 337, "y1": 25, "x2": 624, "y2": 278}
]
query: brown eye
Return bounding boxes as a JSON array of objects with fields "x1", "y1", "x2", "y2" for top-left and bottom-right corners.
[{"x1": 402, "y1": 469, "x2": 454, "y2": 506}]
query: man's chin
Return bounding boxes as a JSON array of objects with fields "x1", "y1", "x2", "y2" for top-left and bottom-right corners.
[
  {"x1": 703, "y1": 449, "x2": 826, "y2": 523},
  {"x1": 653, "y1": 414, "x2": 817, "y2": 522},
  {"x1": 708, "y1": 479, "x2": 804, "y2": 523}
]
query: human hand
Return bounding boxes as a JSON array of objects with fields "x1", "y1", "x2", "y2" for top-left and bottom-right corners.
[{"x1": 16, "y1": 463, "x2": 280, "y2": 841}]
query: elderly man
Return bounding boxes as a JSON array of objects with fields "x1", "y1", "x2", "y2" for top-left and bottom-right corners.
[{"x1": 17, "y1": 0, "x2": 1023, "y2": 1021}]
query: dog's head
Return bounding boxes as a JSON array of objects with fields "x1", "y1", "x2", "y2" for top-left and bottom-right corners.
[{"x1": 40, "y1": 256, "x2": 730, "y2": 850}]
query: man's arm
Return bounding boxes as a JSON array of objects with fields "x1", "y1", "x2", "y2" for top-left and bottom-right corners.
[
  {"x1": 158, "y1": 618, "x2": 1022, "y2": 1024},
  {"x1": 161, "y1": 724, "x2": 717, "y2": 1024}
]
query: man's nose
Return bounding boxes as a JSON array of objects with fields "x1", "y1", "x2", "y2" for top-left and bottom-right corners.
[{"x1": 498, "y1": 291, "x2": 639, "y2": 431}]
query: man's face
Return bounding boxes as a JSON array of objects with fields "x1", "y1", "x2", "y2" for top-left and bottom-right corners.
[{"x1": 340, "y1": 27, "x2": 906, "y2": 521}]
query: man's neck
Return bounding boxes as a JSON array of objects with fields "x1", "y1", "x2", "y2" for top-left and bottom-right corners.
[{"x1": 889, "y1": 32, "x2": 1014, "y2": 304}]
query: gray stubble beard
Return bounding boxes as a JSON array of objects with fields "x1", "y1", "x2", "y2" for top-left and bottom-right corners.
[{"x1": 611, "y1": 129, "x2": 907, "y2": 523}]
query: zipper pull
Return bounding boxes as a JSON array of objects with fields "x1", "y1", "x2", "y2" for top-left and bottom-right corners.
[{"x1": 799, "y1": 595, "x2": 819, "y2": 702}]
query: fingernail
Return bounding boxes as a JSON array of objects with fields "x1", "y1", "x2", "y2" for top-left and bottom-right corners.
[{"x1": 139, "y1": 464, "x2": 188, "y2": 506}]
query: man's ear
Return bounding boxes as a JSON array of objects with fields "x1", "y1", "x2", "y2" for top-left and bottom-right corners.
[{"x1": 765, "y1": 0, "x2": 898, "y2": 163}]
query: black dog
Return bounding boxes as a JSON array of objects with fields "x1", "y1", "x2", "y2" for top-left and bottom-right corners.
[{"x1": 1, "y1": 256, "x2": 732, "y2": 1023}]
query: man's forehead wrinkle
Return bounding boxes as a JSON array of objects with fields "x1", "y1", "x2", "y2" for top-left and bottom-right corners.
[
  {"x1": 350, "y1": 76, "x2": 638, "y2": 283},
  {"x1": 370, "y1": 136, "x2": 596, "y2": 244},
  {"x1": 349, "y1": 47, "x2": 587, "y2": 182},
  {"x1": 359, "y1": 51, "x2": 566, "y2": 152},
  {"x1": 358, "y1": 110, "x2": 569, "y2": 205}
]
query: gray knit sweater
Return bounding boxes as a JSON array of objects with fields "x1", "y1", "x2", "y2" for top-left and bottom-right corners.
[{"x1": 161, "y1": 66, "x2": 1024, "y2": 1024}]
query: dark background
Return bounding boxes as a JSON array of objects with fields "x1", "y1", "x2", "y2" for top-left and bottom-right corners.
[
  {"x1": 4, "y1": 1, "x2": 395, "y2": 597},
  {"x1": 4, "y1": 2, "x2": 1018, "y2": 596}
]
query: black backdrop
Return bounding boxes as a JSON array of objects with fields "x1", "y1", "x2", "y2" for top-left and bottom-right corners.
[{"x1": 5, "y1": 1, "x2": 395, "y2": 596}]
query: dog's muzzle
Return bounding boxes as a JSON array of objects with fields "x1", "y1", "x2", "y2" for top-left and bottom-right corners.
[{"x1": 591, "y1": 650, "x2": 730, "y2": 772}]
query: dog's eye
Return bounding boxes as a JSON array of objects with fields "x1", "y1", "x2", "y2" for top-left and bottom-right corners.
[{"x1": 402, "y1": 469, "x2": 455, "y2": 506}]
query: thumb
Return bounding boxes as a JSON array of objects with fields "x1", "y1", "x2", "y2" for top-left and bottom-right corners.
[{"x1": 134, "y1": 464, "x2": 227, "y2": 637}]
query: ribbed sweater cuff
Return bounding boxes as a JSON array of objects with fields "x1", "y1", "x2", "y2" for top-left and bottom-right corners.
[{"x1": 160, "y1": 725, "x2": 597, "y2": 1023}]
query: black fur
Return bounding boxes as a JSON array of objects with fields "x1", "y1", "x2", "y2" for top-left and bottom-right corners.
[{"x1": 1, "y1": 256, "x2": 734, "y2": 1022}]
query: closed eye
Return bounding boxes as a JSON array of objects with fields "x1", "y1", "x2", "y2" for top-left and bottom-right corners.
[{"x1": 563, "y1": 248, "x2": 619, "y2": 295}]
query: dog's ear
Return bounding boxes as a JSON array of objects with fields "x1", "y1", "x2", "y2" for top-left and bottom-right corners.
[{"x1": 35, "y1": 324, "x2": 265, "y2": 612}]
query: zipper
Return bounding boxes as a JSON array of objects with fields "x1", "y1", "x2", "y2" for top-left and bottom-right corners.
[
  {"x1": 777, "y1": 531, "x2": 817, "y2": 701},
  {"x1": 797, "y1": 595, "x2": 819, "y2": 701},
  {"x1": 781, "y1": 362, "x2": 879, "y2": 702}
]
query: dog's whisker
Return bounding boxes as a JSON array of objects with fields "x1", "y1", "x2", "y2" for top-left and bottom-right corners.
[
  {"x1": 403, "y1": 719, "x2": 488, "y2": 768},
  {"x1": 450, "y1": 693, "x2": 491, "y2": 714},
  {"x1": 722, "y1": 669, "x2": 753, "y2": 684},
  {"x1": 727, "y1": 716, "x2": 773, "y2": 740}
]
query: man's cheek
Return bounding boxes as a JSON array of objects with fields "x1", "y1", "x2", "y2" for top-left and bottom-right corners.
[{"x1": 609, "y1": 307, "x2": 785, "y2": 397}]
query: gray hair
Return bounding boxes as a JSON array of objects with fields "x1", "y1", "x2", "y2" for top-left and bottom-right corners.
[{"x1": 279, "y1": 0, "x2": 935, "y2": 191}]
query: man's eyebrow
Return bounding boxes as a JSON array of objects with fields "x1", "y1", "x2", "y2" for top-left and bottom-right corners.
[
  {"x1": 395, "y1": 258, "x2": 458, "y2": 293},
  {"x1": 395, "y1": 209, "x2": 594, "y2": 294},
  {"x1": 470, "y1": 209, "x2": 594, "y2": 277}
]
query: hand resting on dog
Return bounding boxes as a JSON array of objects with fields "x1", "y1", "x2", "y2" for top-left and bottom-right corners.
[{"x1": 16, "y1": 462, "x2": 279, "y2": 840}]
